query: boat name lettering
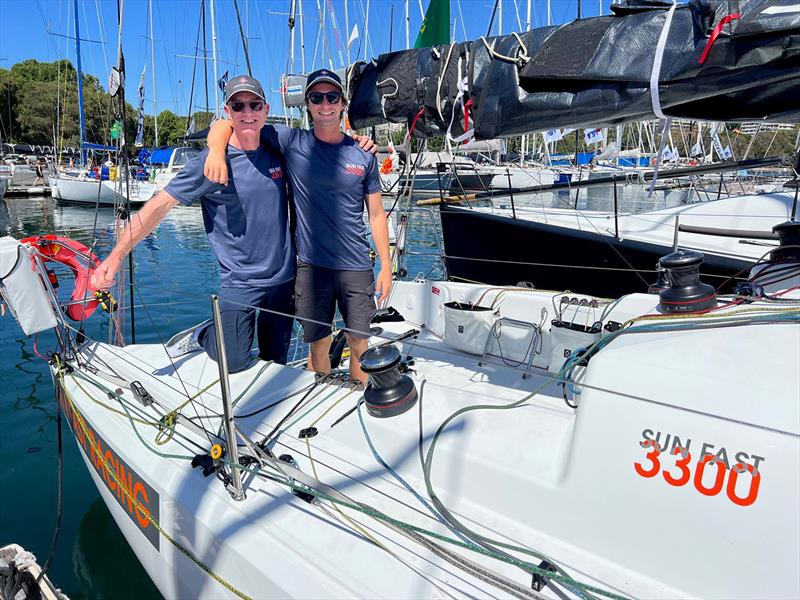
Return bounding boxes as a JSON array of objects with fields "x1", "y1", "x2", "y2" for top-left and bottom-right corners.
[
  {"x1": 57, "y1": 384, "x2": 161, "y2": 549},
  {"x1": 634, "y1": 428, "x2": 763, "y2": 507}
]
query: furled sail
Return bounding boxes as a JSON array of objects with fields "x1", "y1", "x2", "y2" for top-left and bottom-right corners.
[{"x1": 347, "y1": 0, "x2": 800, "y2": 139}]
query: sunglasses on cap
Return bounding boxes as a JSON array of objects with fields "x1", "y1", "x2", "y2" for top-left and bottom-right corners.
[
  {"x1": 307, "y1": 91, "x2": 342, "y2": 105},
  {"x1": 228, "y1": 100, "x2": 264, "y2": 112}
]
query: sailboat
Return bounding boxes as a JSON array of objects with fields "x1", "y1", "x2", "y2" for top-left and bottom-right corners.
[
  {"x1": 1, "y1": 211, "x2": 799, "y2": 598},
  {"x1": 49, "y1": 0, "x2": 156, "y2": 207},
  {"x1": 1, "y1": 0, "x2": 798, "y2": 597}
]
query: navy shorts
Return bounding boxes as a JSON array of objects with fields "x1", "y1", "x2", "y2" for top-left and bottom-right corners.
[
  {"x1": 198, "y1": 279, "x2": 295, "y2": 373},
  {"x1": 295, "y1": 261, "x2": 375, "y2": 343}
]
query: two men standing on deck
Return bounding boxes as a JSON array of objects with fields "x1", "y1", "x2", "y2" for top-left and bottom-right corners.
[
  {"x1": 92, "y1": 72, "x2": 390, "y2": 385},
  {"x1": 204, "y1": 69, "x2": 391, "y2": 386}
]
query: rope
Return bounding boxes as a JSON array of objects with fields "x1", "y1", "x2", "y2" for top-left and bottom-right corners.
[{"x1": 478, "y1": 32, "x2": 530, "y2": 65}]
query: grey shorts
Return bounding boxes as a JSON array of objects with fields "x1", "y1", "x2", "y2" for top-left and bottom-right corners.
[{"x1": 295, "y1": 261, "x2": 376, "y2": 343}]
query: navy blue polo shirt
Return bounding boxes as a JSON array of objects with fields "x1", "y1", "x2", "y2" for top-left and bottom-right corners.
[
  {"x1": 260, "y1": 125, "x2": 381, "y2": 271},
  {"x1": 164, "y1": 146, "x2": 295, "y2": 287}
]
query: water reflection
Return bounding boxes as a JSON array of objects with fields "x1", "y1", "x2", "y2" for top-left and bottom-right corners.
[{"x1": 73, "y1": 500, "x2": 162, "y2": 600}]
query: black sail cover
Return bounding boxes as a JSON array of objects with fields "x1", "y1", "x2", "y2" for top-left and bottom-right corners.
[{"x1": 347, "y1": 0, "x2": 800, "y2": 139}]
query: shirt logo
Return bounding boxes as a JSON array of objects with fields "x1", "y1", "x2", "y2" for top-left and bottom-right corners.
[
  {"x1": 345, "y1": 163, "x2": 365, "y2": 177},
  {"x1": 269, "y1": 166, "x2": 283, "y2": 180}
]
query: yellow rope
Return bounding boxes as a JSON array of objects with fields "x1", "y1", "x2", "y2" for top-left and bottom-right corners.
[
  {"x1": 309, "y1": 388, "x2": 356, "y2": 428},
  {"x1": 304, "y1": 436, "x2": 388, "y2": 551},
  {"x1": 54, "y1": 362, "x2": 251, "y2": 599}
]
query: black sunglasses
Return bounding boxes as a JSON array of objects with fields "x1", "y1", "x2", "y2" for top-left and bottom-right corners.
[
  {"x1": 228, "y1": 100, "x2": 264, "y2": 112},
  {"x1": 307, "y1": 91, "x2": 342, "y2": 105}
]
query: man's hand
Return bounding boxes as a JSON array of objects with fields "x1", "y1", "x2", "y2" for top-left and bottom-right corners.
[
  {"x1": 375, "y1": 266, "x2": 392, "y2": 305},
  {"x1": 352, "y1": 133, "x2": 378, "y2": 155},
  {"x1": 204, "y1": 148, "x2": 229, "y2": 186},
  {"x1": 91, "y1": 253, "x2": 122, "y2": 290}
]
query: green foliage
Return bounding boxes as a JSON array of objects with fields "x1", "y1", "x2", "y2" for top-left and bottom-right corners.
[{"x1": 0, "y1": 59, "x2": 204, "y2": 152}]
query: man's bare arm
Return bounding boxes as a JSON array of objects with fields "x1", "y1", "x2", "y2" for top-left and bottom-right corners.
[
  {"x1": 204, "y1": 120, "x2": 235, "y2": 185},
  {"x1": 366, "y1": 191, "x2": 392, "y2": 304},
  {"x1": 91, "y1": 191, "x2": 179, "y2": 289}
]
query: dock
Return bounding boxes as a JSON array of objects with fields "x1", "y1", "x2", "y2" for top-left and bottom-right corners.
[{"x1": 4, "y1": 186, "x2": 51, "y2": 197}]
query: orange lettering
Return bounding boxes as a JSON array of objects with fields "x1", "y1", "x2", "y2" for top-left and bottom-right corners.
[
  {"x1": 634, "y1": 440, "x2": 661, "y2": 478},
  {"x1": 694, "y1": 455, "x2": 726, "y2": 497},
  {"x1": 663, "y1": 447, "x2": 692, "y2": 487},
  {"x1": 133, "y1": 482, "x2": 151, "y2": 528},
  {"x1": 104, "y1": 450, "x2": 117, "y2": 491},
  {"x1": 726, "y1": 463, "x2": 761, "y2": 507}
]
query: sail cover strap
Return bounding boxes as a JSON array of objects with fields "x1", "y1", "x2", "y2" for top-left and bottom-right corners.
[{"x1": 649, "y1": 1, "x2": 678, "y2": 120}]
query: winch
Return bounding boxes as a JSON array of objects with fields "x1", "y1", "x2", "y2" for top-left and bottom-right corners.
[
  {"x1": 771, "y1": 220, "x2": 800, "y2": 261},
  {"x1": 359, "y1": 344, "x2": 417, "y2": 418},
  {"x1": 657, "y1": 249, "x2": 717, "y2": 313}
]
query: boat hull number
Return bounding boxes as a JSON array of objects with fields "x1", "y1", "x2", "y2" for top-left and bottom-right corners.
[{"x1": 634, "y1": 429, "x2": 764, "y2": 507}]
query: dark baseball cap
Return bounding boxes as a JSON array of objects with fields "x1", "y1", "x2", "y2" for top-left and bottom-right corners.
[
  {"x1": 225, "y1": 75, "x2": 267, "y2": 103},
  {"x1": 304, "y1": 69, "x2": 343, "y2": 95}
]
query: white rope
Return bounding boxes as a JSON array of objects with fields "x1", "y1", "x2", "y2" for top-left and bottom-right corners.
[
  {"x1": 435, "y1": 42, "x2": 458, "y2": 122},
  {"x1": 478, "y1": 32, "x2": 530, "y2": 64},
  {"x1": 376, "y1": 77, "x2": 399, "y2": 119},
  {"x1": 649, "y1": 1, "x2": 678, "y2": 120},
  {"x1": 648, "y1": 1, "x2": 678, "y2": 196}
]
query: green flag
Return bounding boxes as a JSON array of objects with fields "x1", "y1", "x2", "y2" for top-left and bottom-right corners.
[
  {"x1": 413, "y1": 0, "x2": 450, "y2": 48},
  {"x1": 110, "y1": 120, "x2": 122, "y2": 140}
]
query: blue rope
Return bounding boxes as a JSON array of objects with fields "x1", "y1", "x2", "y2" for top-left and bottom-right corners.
[{"x1": 356, "y1": 400, "x2": 472, "y2": 544}]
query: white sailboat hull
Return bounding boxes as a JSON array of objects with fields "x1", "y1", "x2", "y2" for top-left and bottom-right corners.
[
  {"x1": 48, "y1": 274, "x2": 799, "y2": 599},
  {"x1": 50, "y1": 175, "x2": 156, "y2": 206}
]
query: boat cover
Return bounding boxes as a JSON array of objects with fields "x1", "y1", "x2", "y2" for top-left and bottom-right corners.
[{"x1": 346, "y1": 0, "x2": 800, "y2": 138}]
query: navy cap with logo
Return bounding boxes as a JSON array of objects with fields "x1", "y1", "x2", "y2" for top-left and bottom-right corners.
[
  {"x1": 304, "y1": 69, "x2": 344, "y2": 95},
  {"x1": 225, "y1": 75, "x2": 267, "y2": 104}
]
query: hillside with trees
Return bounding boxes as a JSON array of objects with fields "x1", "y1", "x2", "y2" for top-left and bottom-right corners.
[{"x1": 0, "y1": 59, "x2": 214, "y2": 150}]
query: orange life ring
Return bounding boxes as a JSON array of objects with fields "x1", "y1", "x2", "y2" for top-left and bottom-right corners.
[{"x1": 21, "y1": 235, "x2": 103, "y2": 321}]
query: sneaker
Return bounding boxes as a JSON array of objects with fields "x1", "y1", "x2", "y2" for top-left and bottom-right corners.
[{"x1": 165, "y1": 320, "x2": 212, "y2": 358}]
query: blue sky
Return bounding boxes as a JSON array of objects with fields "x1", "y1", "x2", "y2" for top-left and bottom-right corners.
[{"x1": 0, "y1": 0, "x2": 602, "y2": 117}]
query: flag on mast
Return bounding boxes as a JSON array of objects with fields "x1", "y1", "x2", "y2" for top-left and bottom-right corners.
[
  {"x1": 348, "y1": 24, "x2": 359, "y2": 49},
  {"x1": 135, "y1": 66, "x2": 146, "y2": 147},
  {"x1": 414, "y1": 0, "x2": 450, "y2": 48},
  {"x1": 218, "y1": 70, "x2": 229, "y2": 94}
]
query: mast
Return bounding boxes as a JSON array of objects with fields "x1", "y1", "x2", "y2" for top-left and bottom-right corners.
[
  {"x1": 345, "y1": 0, "x2": 350, "y2": 67},
  {"x1": 114, "y1": 0, "x2": 137, "y2": 343},
  {"x1": 289, "y1": 0, "x2": 297, "y2": 72},
  {"x1": 405, "y1": 0, "x2": 410, "y2": 49},
  {"x1": 210, "y1": 0, "x2": 220, "y2": 114},
  {"x1": 73, "y1": 0, "x2": 87, "y2": 166},
  {"x1": 202, "y1": 0, "x2": 209, "y2": 124},
  {"x1": 299, "y1": 0, "x2": 306, "y2": 73},
  {"x1": 233, "y1": 0, "x2": 252, "y2": 76},
  {"x1": 498, "y1": 0, "x2": 502, "y2": 35},
  {"x1": 149, "y1": 0, "x2": 159, "y2": 145}
]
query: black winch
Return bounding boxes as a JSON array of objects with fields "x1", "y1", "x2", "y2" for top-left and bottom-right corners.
[
  {"x1": 770, "y1": 220, "x2": 800, "y2": 261},
  {"x1": 657, "y1": 249, "x2": 717, "y2": 313},
  {"x1": 360, "y1": 344, "x2": 417, "y2": 418}
]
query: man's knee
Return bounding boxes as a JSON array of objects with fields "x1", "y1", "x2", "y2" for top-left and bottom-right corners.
[{"x1": 225, "y1": 349, "x2": 253, "y2": 373}]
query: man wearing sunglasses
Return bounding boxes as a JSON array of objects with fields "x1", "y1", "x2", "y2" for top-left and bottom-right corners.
[
  {"x1": 91, "y1": 76, "x2": 296, "y2": 372},
  {"x1": 204, "y1": 69, "x2": 390, "y2": 387}
]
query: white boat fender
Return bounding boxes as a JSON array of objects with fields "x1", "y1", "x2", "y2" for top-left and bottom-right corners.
[{"x1": 0, "y1": 236, "x2": 59, "y2": 335}]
